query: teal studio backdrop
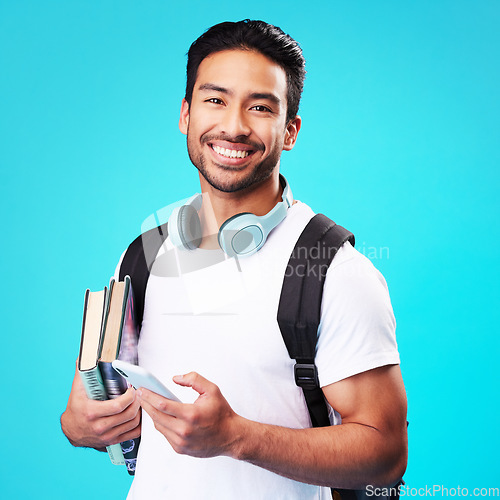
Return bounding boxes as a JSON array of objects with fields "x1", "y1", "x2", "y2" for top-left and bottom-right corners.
[{"x1": 1, "y1": 1, "x2": 498, "y2": 498}]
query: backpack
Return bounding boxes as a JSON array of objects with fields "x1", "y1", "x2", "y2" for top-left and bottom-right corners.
[{"x1": 119, "y1": 213, "x2": 401, "y2": 499}]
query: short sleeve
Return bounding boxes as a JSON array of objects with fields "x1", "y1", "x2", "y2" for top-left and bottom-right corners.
[{"x1": 316, "y1": 242, "x2": 399, "y2": 387}]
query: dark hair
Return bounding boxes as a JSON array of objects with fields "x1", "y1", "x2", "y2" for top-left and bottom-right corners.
[{"x1": 185, "y1": 20, "x2": 306, "y2": 123}]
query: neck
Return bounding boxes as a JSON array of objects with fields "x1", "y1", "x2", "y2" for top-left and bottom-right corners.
[{"x1": 197, "y1": 170, "x2": 284, "y2": 249}]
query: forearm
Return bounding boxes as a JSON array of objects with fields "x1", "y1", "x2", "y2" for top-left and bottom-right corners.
[
  {"x1": 229, "y1": 416, "x2": 407, "y2": 489},
  {"x1": 139, "y1": 369, "x2": 407, "y2": 488}
]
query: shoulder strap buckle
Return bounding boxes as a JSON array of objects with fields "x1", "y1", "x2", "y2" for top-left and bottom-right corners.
[{"x1": 294, "y1": 362, "x2": 320, "y2": 390}]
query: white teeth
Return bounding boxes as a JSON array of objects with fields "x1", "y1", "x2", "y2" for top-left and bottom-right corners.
[{"x1": 212, "y1": 145, "x2": 250, "y2": 159}]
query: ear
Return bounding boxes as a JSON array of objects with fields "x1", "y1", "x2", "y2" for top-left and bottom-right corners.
[
  {"x1": 179, "y1": 98, "x2": 190, "y2": 135},
  {"x1": 283, "y1": 115, "x2": 302, "y2": 151}
]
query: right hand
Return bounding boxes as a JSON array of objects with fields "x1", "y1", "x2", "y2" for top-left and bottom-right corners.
[{"x1": 60, "y1": 362, "x2": 142, "y2": 450}]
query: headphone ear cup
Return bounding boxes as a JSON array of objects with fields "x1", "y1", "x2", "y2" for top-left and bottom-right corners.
[
  {"x1": 169, "y1": 204, "x2": 202, "y2": 250},
  {"x1": 218, "y1": 213, "x2": 265, "y2": 257}
]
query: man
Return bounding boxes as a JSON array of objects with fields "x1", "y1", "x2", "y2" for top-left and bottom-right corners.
[{"x1": 62, "y1": 20, "x2": 407, "y2": 499}]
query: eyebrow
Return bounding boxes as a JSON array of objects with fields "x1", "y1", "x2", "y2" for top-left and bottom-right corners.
[
  {"x1": 198, "y1": 83, "x2": 281, "y2": 106},
  {"x1": 198, "y1": 83, "x2": 232, "y2": 95},
  {"x1": 249, "y1": 92, "x2": 281, "y2": 106}
]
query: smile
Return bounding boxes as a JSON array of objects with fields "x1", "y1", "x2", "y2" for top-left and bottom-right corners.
[{"x1": 211, "y1": 144, "x2": 251, "y2": 159}]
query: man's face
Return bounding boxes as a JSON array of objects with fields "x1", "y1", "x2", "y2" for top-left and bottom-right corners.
[{"x1": 179, "y1": 49, "x2": 301, "y2": 193}]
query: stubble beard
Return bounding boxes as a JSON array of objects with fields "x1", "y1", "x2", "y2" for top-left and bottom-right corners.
[{"x1": 186, "y1": 131, "x2": 282, "y2": 194}]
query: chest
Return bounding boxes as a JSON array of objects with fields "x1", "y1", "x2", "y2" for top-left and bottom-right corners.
[{"x1": 136, "y1": 247, "x2": 308, "y2": 426}]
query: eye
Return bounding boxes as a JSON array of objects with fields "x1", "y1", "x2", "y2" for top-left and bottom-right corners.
[
  {"x1": 251, "y1": 105, "x2": 272, "y2": 113},
  {"x1": 206, "y1": 97, "x2": 224, "y2": 105}
]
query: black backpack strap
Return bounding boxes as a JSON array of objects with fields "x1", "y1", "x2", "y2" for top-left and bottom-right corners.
[
  {"x1": 277, "y1": 213, "x2": 354, "y2": 427},
  {"x1": 277, "y1": 214, "x2": 356, "y2": 499},
  {"x1": 119, "y1": 222, "x2": 169, "y2": 328}
]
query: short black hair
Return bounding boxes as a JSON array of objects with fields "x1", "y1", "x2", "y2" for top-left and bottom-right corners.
[{"x1": 185, "y1": 20, "x2": 306, "y2": 123}]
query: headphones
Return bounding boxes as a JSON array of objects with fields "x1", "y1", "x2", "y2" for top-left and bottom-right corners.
[{"x1": 168, "y1": 175, "x2": 293, "y2": 258}]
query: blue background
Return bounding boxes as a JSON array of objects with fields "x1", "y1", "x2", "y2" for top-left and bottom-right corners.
[{"x1": 1, "y1": 1, "x2": 498, "y2": 497}]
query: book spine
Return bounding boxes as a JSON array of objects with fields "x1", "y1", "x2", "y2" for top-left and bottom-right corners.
[
  {"x1": 78, "y1": 368, "x2": 125, "y2": 466},
  {"x1": 99, "y1": 361, "x2": 140, "y2": 475}
]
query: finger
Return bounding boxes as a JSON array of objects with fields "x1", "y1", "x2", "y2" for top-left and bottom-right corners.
[
  {"x1": 101, "y1": 420, "x2": 142, "y2": 446},
  {"x1": 73, "y1": 358, "x2": 138, "y2": 417},
  {"x1": 106, "y1": 413, "x2": 142, "y2": 445},
  {"x1": 108, "y1": 387, "x2": 138, "y2": 414},
  {"x1": 87, "y1": 388, "x2": 138, "y2": 419},
  {"x1": 173, "y1": 372, "x2": 214, "y2": 396},
  {"x1": 113, "y1": 424, "x2": 142, "y2": 445},
  {"x1": 101, "y1": 393, "x2": 141, "y2": 428},
  {"x1": 138, "y1": 388, "x2": 182, "y2": 418},
  {"x1": 92, "y1": 401, "x2": 142, "y2": 445},
  {"x1": 140, "y1": 396, "x2": 182, "y2": 435},
  {"x1": 140, "y1": 399, "x2": 186, "y2": 450}
]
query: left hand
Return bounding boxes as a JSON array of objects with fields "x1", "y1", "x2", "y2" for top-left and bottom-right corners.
[{"x1": 138, "y1": 372, "x2": 242, "y2": 458}]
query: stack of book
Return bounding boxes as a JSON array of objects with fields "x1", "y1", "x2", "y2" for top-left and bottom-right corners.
[{"x1": 77, "y1": 275, "x2": 139, "y2": 475}]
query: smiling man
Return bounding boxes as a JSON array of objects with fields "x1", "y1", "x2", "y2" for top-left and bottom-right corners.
[
  {"x1": 61, "y1": 20, "x2": 407, "y2": 499},
  {"x1": 182, "y1": 49, "x2": 299, "y2": 195}
]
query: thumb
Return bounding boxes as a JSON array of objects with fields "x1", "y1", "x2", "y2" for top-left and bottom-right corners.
[{"x1": 173, "y1": 371, "x2": 213, "y2": 396}]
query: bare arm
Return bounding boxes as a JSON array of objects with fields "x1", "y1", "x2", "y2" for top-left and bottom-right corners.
[
  {"x1": 61, "y1": 363, "x2": 142, "y2": 450},
  {"x1": 138, "y1": 364, "x2": 407, "y2": 489},
  {"x1": 233, "y1": 364, "x2": 407, "y2": 488}
]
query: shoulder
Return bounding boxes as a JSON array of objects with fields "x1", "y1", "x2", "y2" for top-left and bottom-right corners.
[
  {"x1": 316, "y1": 241, "x2": 399, "y2": 386},
  {"x1": 321, "y1": 241, "x2": 395, "y2": 341},
  {"x1": 283, "y1": 201, "x2": 316, "y2": 229},
  {"x1": 326, "y1": 241, "x2": 391, "y2": 300}
]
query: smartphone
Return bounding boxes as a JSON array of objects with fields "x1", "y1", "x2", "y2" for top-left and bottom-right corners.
[{"x1": 112, "y1": 360, "x2": 182, "y2": 402}]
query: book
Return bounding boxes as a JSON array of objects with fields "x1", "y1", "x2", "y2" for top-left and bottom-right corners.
[
  {"x1": 99, "y1": 275, "x2": 140, "y2": 475},
  {"x1": 78, "y1": 287, "x2": 125, "y2": 466}
]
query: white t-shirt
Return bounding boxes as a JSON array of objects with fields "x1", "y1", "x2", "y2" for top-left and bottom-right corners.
[{"x1": 120, "y1": 202, "x2": 399, "y2": 500}]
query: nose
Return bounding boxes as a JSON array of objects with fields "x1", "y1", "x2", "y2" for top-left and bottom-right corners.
[{"x1": 220, "y1": 106, "x2": 251, "y2": 138}]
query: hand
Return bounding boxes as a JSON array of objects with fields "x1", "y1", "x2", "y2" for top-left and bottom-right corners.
[
  {"x1": 61, "y1": 363, "x2": 141, "y2": 450},
  {"x1": 138, "y1": 372, "x2": 242, "y2": 458}
]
